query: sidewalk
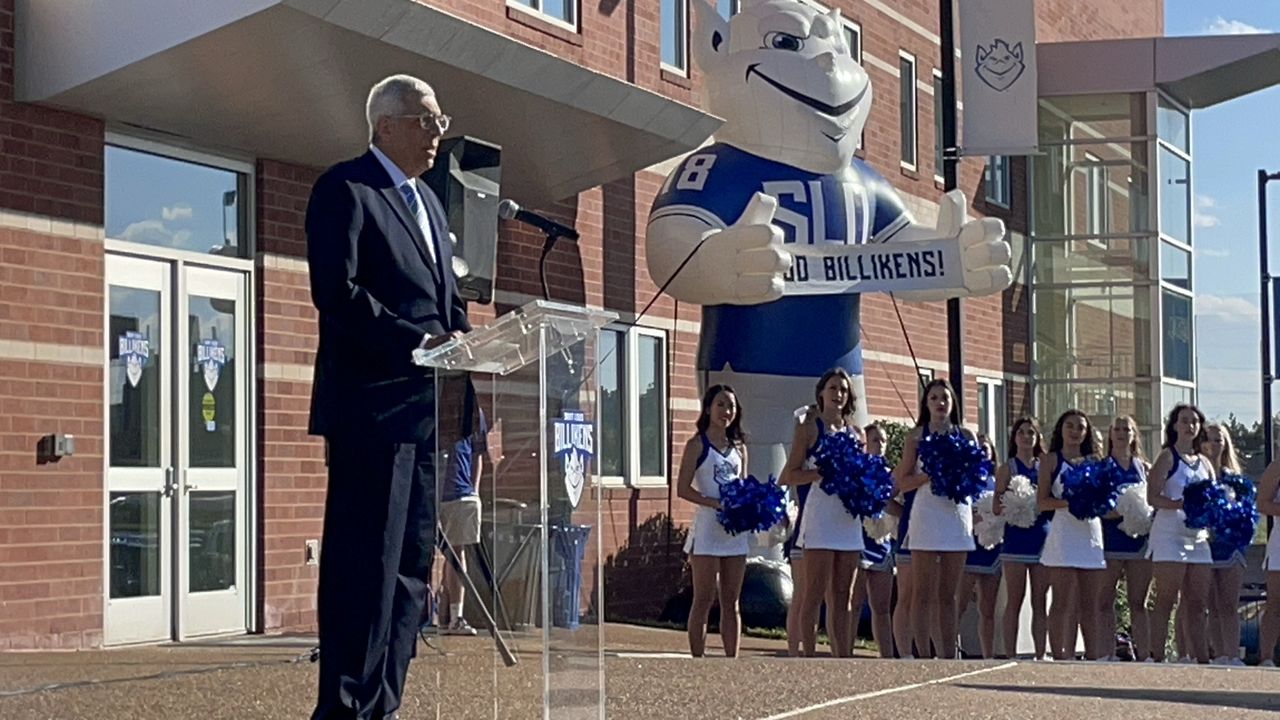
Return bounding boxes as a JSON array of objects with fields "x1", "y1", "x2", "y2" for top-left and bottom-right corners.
[{"x1": 0, "y1": 624, "x2": 793, "y2": 719}]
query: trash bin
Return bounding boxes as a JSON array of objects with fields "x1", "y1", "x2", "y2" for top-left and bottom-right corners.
[{"x1": 549, "y1": 524, "x2": 593, "y2": 629}]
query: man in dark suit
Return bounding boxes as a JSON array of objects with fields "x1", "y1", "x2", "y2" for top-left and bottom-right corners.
[{"x1": 306, "y1": 73, "x2": 470, "y2": 720}]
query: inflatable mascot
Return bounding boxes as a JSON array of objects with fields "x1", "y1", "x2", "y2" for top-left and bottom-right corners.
[{"x1": 647, "y1": 0, "x2": 1014, "y2": 485}]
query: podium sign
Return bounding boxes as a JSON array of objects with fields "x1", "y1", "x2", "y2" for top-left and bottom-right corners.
[{"x1": 416, "y1": 300, "x2": 617, "y2": 719}]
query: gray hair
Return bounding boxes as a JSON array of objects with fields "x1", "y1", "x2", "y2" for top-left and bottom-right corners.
[{"x1": 366, "y1": 74, "x2": 435, "y2": 143}]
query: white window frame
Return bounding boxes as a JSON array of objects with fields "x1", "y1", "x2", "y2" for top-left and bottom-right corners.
[
  {"x1": 661, "y1": 0, "x2": 690, "y2": 75},
  {"x1": 933, "y1": 69, "x2": 945, "y2": 183},
  {"x1": 598, "y1": 325, "x2": 669, "y2": 487},
  {"x1": 507, "y1": 0, "x2": 578, "y2": 32},
  {"x1": 916, "y1": 367, "x2": 935, "y2": 406},
  {"x1": 717, "y1": 0, "x2": 741, "y2": 18},
  {"x1": 899, "y1": 51, "x2": 918, "y2": 171},
  {"x1": 985, "y1": 155, "x2": 1011, "y2": 208},
  {"x1": 976, "y1": 377, "x2": 1006, "y2": 457}
]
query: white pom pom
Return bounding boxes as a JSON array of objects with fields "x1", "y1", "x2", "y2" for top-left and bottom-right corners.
[
  {"x1": 1116, "y1": 482, "x2": 1154, "y2": 538},
  {"x1": 1000, "y1": 474, "x2": 1039, "y2": 529},
  {"x1": 972, "y1": 491, "x2": 1006, "y2": 550},
  {"x1": 862, "y1": 514, "x2": 896, "y2": 544}
]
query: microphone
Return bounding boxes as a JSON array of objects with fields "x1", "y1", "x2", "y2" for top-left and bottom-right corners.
[{"x1": 497, "y1": 199, "x2": 579, "y2": 240}]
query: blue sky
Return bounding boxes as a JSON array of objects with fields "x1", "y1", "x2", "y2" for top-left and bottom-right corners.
[{"x1": 1164, "y1": 1, "x2": 1280, "y2": 424}]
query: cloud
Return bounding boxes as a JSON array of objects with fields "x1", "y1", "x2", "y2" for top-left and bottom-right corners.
[
  {"x1": 119, "y1": 219, "x2": 200, "y2": 251},
  {"x1": 1197, "y1": 247, "x2": 1230, "y2": 258},
  {"x1": 161, "y1": 205, "x2": 193, "y2": 222},
  {"x1": 1204, "y1": 17, "x2": 1271, "y2": 35},
  {"x1": 1193, "y1": 193, "x2": 1220, "y2": 228},
  {"x1": 1196, "y1": 294, "x2": 1259, "y2": 323}
]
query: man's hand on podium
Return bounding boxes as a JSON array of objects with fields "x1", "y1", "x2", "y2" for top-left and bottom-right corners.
[{"x1": 420, "y1": 331, "x2": 465, "y2": 351}]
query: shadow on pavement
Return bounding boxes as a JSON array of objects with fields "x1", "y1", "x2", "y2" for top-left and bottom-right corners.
[{"x1": 957, "y1": 683, "x2": 1280, "y2": 712}]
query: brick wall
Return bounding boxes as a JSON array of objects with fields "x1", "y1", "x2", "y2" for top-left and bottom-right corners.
[
  {"x1": 254, "y1": 160, "x2": 328, "y2": 632},
  {"x1": 0, "y1": 0, "x2": 108, "y2": 649}
]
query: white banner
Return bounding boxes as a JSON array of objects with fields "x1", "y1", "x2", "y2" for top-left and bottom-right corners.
[
  {"x1": 780, "y1": 238, "x2": 962, "y2": 296},
  {"x1": 958, "y1": 0, "x2": 1039, "y2": 156}
]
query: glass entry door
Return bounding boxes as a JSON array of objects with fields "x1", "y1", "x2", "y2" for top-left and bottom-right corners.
[
  {"x1": 105, "y1": 255, "x2": 173, "y2": 644},
  {"x1": 179, "y1": 266, "x2": 247, "y2": 638},
  {"x1": 105, "y1": 255, "x2": 249, "y2": 644}
]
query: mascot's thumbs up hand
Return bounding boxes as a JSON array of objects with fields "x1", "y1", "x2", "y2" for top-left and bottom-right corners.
[
  {"x1": 896, "y1": 190, "x2": 1013, "y2": 302},
  {"x1": 708, "y1": 192, "x2": 793, "y2": 304},
  {"x1": 647, "y1": 191, "x2": 792, "y2": 306}
]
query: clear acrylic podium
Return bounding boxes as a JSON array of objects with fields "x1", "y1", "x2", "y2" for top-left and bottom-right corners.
[{"x1": 414, "y1": 300, "x2": 617, "y2": 720}]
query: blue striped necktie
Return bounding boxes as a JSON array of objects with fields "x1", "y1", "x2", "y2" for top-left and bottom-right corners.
[{"x1": 398, "y1": 182, "x2": 437, "y2": 267}]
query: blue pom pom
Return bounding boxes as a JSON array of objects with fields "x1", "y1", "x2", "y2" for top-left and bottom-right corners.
[
  {"x1": 1060, "y1": 458, "x2": 1121, "y2": 521},
  {"x1": 1211, "y1": 472, "x2": 1258, "y2": 555},
  {"x1": 918, "y1": 432, "x2": 992, "y2": 504},
  {"x1": 812, "y1": 431, "x2": 894, "y2": 519},
  {"x1": 717, "y1": 474, "x2": 787, "y2": 536},
  {"x1": 1219, "y1": 471, "x2": 1257, "y2": 505},
  {"x1": 1182, "y1": 479, "x2": 1226, "y2": 531}
]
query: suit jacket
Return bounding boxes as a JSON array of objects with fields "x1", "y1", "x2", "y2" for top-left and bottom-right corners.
[{"x1": 306, "y1": 150, "x2": 472, "y2": 441}]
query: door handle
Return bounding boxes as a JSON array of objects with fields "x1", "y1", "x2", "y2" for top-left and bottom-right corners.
[
  {"x1": 183, "y1": 470, "x2": 199, "y2": 493},
  {"x1": 163, "y1": 467, "x2": 177, "y2": 497}
]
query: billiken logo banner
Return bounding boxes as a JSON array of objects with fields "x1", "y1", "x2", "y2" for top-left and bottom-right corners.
[
  {"x1": 554, "y1": 412, "x2": 595, "y2": 509},
  {"x1": 958, "y1": 0, "x2": 1039, "y2": 156}
]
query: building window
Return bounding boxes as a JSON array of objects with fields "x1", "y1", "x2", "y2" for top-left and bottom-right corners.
[
  {"x1": 598, "y1": 326, "x2": 668, "y2": 485},
  {"x1": 933, "y1": 70, "x2": 945, "y2": 181},
  {"x1": 510, "y1": 0, "x2": 576, "y2": 28},
  {"x1": 662, "y1": 0, "x2": 688, "y2": 73},
  {"x1": 899, "y1": 52, "x2": 918, "y2": 170},
  {"x1": 977, "y1": 378, "x2": 1007, "y2": 458},
  {"x1": 717, "y1": 0, "x2": 740, "y2": 18},
  {"x1": 1161, "y1": 289, "x2": 1194, "y2": 382},
  {"x1": 1161, "y1": 242, "x2": 1192, "y2": 291},
  {"x1": 1159, "y1": 144, "x2": 1191, "y2": 245},
  {"x1": 985, "y1": 155, "x2": 1011, "y2": 207},
  {"x1": 916, "y1": 368, "x2": 935, "y2": 406},
  {"x1": 105, "y1": 143, "x2": 251, "y2": 258}
]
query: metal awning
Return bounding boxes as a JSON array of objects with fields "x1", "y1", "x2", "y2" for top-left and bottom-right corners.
[
  {"x1": 1037, "y1": 33, "x2": 1280, "y2": 109},
  {"x1": 16, "y1": 0, "x2": 720, "y2": 205}
]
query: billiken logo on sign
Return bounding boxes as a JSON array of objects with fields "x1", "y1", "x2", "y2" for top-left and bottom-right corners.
[
  {"x1": 118, "y1": 331, "x2": 150, "y2": 388},
  {"x1": 974, "y1": 39, "x2": 1026, "y2": 92},
  {"x1": 554, "y1": 412, "x2": 594, "y2": 508}
]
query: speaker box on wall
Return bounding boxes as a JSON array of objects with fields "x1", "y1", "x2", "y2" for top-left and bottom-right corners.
[{"x1": 424, "y1": 136, "x2": 501, "y2": 305}]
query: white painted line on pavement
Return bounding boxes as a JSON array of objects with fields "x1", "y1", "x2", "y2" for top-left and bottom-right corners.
[
  {"x1": 754, "y1": 661, "x2": 1019, "y2": 720},
  {"x1": 612, "y1": 651, "x2": 694, "y2": 659}
]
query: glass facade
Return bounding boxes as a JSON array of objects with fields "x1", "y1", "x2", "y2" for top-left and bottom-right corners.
[{"x1": 1030, "y1": 92, "x2": 1194, "y2": 450}]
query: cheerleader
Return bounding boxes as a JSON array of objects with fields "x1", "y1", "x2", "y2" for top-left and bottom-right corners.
[
  {"x1": 783, "y1": 475, "x2": 812, "y2": 657},
  {"x1": 1146, "y1": 403, "x2": 1214, "y2": 664},
  {"x1": 1039, "y1": 409, "x2": 1107, "y2": 661},
  {"x1": 890, "y1": 488, "x2": 917, "y2": 658},
  {"x1": 780, "y1": 368, "x2": 865, "y2": 658},
  {"x1": 1097, "y1": 416, "x2": 1152, "y2": 662},
  {"x1": 1202, "y1": 423, "x2": 1248, "y2": 665},
  {"x1": 893, "y1": 379, "x2": 975, "y2": 659},
  {"x1": 676, "y1": 384, "x2": 749, "y2": 657},
  {"x1": 956, "y1": 433, "x2": 1002, "y2": 658},
  {"x1": 848, "y1": 422, "x2": 895, "y2": 658},
  {"x1": 994, "y1": 417, "x2": 1050, "y2": 660},
  {"x1": 1258, "y1": 457, "x2": 1280, "y2": 667}
]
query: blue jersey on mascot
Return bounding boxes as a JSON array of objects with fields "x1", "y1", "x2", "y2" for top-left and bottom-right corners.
[{"x1": 647, "y1": 0, "x2": 1013, "y2": 513}]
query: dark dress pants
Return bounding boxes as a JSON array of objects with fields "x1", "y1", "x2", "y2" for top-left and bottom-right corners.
[{"x1": 311, "y1": 436, "x2": 436, "y2": 720}]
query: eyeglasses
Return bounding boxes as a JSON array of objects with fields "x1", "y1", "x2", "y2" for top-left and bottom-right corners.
[{"x1": 388, "y1": 111, "x2": 451, "y2": 134}]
